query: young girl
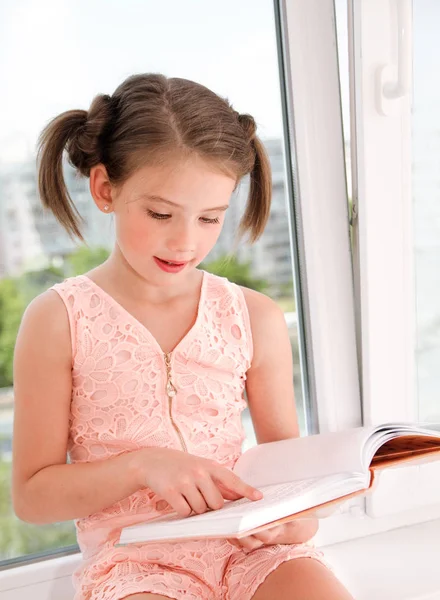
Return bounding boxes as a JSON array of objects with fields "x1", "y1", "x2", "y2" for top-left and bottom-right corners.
[{"x1": 12, "y1": 73, "x2": 353, "y2": 600}]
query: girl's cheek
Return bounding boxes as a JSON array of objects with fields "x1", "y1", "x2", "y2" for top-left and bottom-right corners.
[
  {"x1": 118, "y1": 216, "x2": 154, "y2": 251},
  {"x1": 202, "y1": 229, "x2": 221, "y2": 252}
]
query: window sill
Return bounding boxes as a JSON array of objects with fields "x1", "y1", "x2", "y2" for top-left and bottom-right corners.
[
  {"x1": 1, "y1": 519, "x2": 439, "y2": 599},
  {"x1": 318, "y1": 517, "x2": 440, "y2": 599}
]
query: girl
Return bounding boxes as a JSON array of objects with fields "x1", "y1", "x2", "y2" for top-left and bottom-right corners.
[{"x1": 12, "y1": 73, "x2": 353, "y2": 600}]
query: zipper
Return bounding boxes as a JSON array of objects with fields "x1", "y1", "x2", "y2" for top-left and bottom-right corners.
[{"x1": 164, "y1": 352, "x2": 187, "y2": 452}]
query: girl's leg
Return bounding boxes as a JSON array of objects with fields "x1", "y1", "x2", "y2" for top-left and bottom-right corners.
[{"x1": 250, "y1": 557, "x2": 354, "y2": 600}]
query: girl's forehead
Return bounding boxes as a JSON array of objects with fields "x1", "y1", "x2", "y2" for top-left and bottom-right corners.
[
  {"x1": 132, "y1": 154, "x2": 232, "y2": 180},
  {"x1": 124, "y1": 157, "x2": 237, "y2": 198}
]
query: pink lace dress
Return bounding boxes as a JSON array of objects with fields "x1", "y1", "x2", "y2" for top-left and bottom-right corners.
[{"x1": 51, "y1": 270, "x2": 326, "y2": 600}]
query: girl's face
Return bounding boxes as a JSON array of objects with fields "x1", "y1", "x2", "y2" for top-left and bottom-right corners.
[{"x1": 106, "y1": 155, "x2": 237, "y2": 284}]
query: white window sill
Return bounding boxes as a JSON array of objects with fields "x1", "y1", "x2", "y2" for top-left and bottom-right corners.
[
  {"x1": 1, "y1": 519, "x2": 439, "y2": 599},
  {"x1": 320, "y1": 518, "x2": 440, "y2": 599}
]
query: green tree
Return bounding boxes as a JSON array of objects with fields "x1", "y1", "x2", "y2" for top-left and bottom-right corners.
[
  {"x1": 276, "y1": 287, "x2": 296, "y2": 313},
  {"x1": 65, "y1": 246, "x2": 110, "y2": 276},
  {"x1": 17, "y1": 266, "x2": 64, "y2": 304},
  {"x1": 0, "y1": 279, "x2": 26, "y2": 387},
  {"x1": 201, "y1": 255, "x2": 268, "y2": 292}
]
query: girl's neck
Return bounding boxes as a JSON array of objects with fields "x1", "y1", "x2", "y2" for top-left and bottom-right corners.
[{"x1": 86, "y1": 247, "x2": 202, "y2": 306}]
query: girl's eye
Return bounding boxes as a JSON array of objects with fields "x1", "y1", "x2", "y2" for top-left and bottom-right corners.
[
  {"x1": 147, "y1": 210, "x2": 171, "y2": 220},
  {"x1": 146, "y1": 209, "x2": 220, "y2": 224},
  {"x1": 200, "y1": 216, "x2": 220, "y2": 224}
]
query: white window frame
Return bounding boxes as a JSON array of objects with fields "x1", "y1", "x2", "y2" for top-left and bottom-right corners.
[
  {"x1": 275, "y1": 0, "x2": 362, "y2": 435},
  {"x1": 275, "y1": 0, "x2": 368, "y2": 545},
  {"x1": 350, "y1": 0, "x2": 440, "y2": 522},
  {"x1": 276, "y1": 0, "x2": 440, "y2": 546}
]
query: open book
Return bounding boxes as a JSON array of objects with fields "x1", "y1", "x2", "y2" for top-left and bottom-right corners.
[{"x1": 118, "y1": 422, "x2": 440, "y2": 545}]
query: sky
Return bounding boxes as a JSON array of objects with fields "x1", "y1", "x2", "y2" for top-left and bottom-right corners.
[
  {"x1": 0, "y1": 0, "x2": 350, "y2": 163},
  {"x1": 2, "y1": 0, "x2": 439, "y2": 165}
]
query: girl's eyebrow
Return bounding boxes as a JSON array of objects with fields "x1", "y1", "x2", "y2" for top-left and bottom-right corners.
[{"x1": 138, "y1": 193, "x2": 229, "y2": 212}]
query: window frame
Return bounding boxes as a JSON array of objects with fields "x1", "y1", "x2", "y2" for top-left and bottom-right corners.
[
  {"x1": 350, "y1": 0, "x2": 440, "y2": 522},
  {"x1": 276, "y1": 0, "x2": 440, "y2": 545},
  {"x1": 274, "y1": 0, "x2": 362, "y2": 438}
]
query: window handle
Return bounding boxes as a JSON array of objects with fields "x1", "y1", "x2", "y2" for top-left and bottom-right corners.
[{"x1": 376, "y1": 0, "x2": 412, "y2": 115}]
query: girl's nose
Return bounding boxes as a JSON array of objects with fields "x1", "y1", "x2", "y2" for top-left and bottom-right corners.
[{"x1": 166, "y1": 223, "x2": 196, "y2": 255}]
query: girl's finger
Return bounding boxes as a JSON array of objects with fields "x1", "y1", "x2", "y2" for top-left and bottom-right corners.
[
  {"x1": 196, "y1": 477, "x2": 225, "y2": 511},
  {"x1": 235, "y1": 535, "x2": 263, "y2": 551},
  {"x1": 164, "y1": 489, "x2": 193, "y2": 518},
  {"x1": 253, "y1": 524, "x2": 282, "y2": 543},
  {"x1": 253, "y1": 531, "x2": 273, "y2": 544},
  {"x1": 216, "y1": 482, "x2": 244, "y2": 501},
  {"x1": 214, "y1": 469, "x2": 263, "y2": 502},
  {"x1": 179, "y1": 482, "x2": 208, "y2": 514}
]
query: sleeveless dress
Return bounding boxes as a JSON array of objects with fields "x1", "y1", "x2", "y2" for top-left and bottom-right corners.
[{"x1": 51, "y1": 270, "x2": 327, "y2": 600}]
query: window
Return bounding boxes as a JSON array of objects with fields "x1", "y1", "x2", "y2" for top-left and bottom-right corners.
[
  {"x1": 3, "y1": 1, "x2": 438, "y2": 592},
  {"x1": 276, "y1": 0, "x2": 361, "y2": 439},
  {"x1": 0, "y1": 0, "x2": 316, "y2": 566},
  {"x1": 336, "y1": 0, "x2": 440, "y2": 528},
  {"x1": 413, "y1": 0, "x2": 440, "y2": 424}
]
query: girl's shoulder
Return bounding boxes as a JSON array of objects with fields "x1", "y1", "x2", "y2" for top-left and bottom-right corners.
[
  {"x1": 238, "y1": 284, "x2": 284, "y2": 326},
  {"x1": 21, "y1": 275, "x2": 100, "y2": 361},
  {"x1": 50, "y1": 273, "x2": 89, "y2": 295},
  {"x1": 23, "y1": 275, "x2": 84, "y2": 324},
  {"x1": 237, "y1": 285, "x2": 288, "y2": 368},
  {"x1": 49, "y1": 274, "x2": 100, "y2": 314},
  {"x1": 203, "y1": 269, "x2": 283, "y2": 327},
  {"x1": 21, "y1": 274, "x2": 90, "y2": 336},
  {"x1": 17, "y1": 284, "x2": 74, "y2": 363}
]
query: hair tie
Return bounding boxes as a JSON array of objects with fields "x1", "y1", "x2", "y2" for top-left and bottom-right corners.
[{"x1": 238, "y1": 113, "x2": 257, "y2": 142}]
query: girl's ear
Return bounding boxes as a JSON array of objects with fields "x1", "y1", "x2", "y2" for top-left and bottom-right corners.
[{"x1": 90, "y1": 164, "x2": 114, "y2": 213}]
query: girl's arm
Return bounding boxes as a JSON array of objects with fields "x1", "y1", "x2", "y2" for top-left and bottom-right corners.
[
  {"x1": 241, "y1": 286, "x2": 318, "y2": 543},
  {"x1": 242, "y1": 286, "x2": 300, "y2": 444},
  {"x1": 12, "y1": 290, "x2": 149, "y2": 525}
]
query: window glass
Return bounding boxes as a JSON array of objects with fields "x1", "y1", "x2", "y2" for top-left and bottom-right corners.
[
  {"x1": 0, "y1": 0, "x2": 310, "y2": 564},
  {"x1": 412, "y1": 0, "x2": 440, "y2": 423}
]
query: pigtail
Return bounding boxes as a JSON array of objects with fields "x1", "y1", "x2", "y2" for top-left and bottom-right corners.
[
  {"x1": 37, "y1": 94, "x2": 113, "y2": 241},
  {"x1": 237, "y1": 115, "x2": 272, "y2": 243},
  {"x1": 37, "y1": 110, "x2": 88, "y2": 241}
]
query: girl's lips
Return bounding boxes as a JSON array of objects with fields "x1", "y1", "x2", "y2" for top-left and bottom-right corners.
[
  {"x1": 154, "y1": 256, "x2": 188, "y2": 273},
  {"x1": 156, "y1": 257, "x2": 186, "y2": 265}
]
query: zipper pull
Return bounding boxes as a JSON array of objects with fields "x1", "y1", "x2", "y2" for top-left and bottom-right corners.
[
  {"x1": 166, "y1": 381, "x2": 177, "y2": 397},
  {"x1": 164, "y1": 352, "x2": 177, "y2": 397}
]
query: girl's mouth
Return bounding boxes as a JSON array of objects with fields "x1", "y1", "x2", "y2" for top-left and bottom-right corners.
[{"x1": 154, "y1": 256, "x2": 188, "y2": 273}]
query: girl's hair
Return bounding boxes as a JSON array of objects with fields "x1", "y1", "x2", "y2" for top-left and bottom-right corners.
[{"x1": 37, "y1": 73, "x2": 272, "y2": 243}]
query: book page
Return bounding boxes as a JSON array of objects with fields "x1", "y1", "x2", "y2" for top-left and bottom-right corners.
[
  {"x1": 122, "y1": 480, "x2": 328, "y2": 539},
  {"x1": 365, "y1": 424, "x2": 440, "y2": 466},
  {"x1": 233, "y1": 427, "x2": 375, "y2": 488},
  {"x1": 118, "y1": 473, "x2": 368, "y2": 544},
  {"x1": 200, "y1": 475, "x2": 357, "y2": 524}
]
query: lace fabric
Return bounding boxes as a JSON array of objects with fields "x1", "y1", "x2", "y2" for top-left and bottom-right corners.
[
  {"x1": 51, "y1": 270, "x2": 327, "y2": 600},
  {"x1": 51, "y1": 271, "x2": 252, "y2": 548},
  {"x1": 72, "y1": 537, "x2": 327, "y2": 600}
]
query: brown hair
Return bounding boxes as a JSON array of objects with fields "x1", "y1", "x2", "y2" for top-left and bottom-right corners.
[{"x1": 37, "y1": 73, "x2": 272, "y2": 243}]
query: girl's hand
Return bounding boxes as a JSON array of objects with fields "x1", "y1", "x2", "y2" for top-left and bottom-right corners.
[
  {"x1": 229, "y1": 518, "x2": 319, "y2": 551},
  {"x1": 134, "y1": 447, "x2": 263, "y2": 518}
]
